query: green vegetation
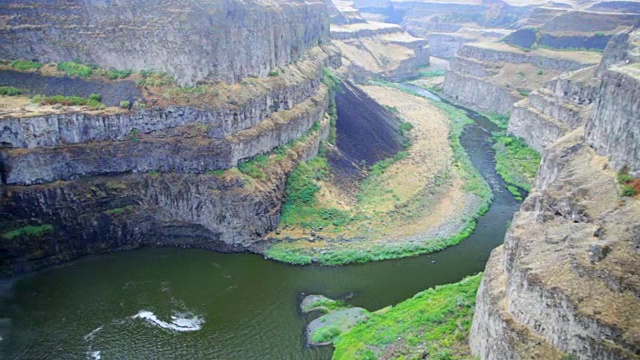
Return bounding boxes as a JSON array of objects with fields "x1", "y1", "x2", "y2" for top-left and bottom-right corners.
[
  {"x1": 11, "y1": 60, "x2": 42, "y2": 71},
  {"x1": 57, "y1": 61, "x2": 94, "y2": 78},
  {"x1": 104, "y1": 205, "x2": 136, "y2": 216},
  {"x1": 617, "y1": 168, "x2": 639, "y2": 197},
  {"x1": 2, "y1": 224, "x2": 54, "y2": 240},
  {"x1": 482, "y1": 113, "x2": 510, "y2": 129},
  {"x1": 119, "y1": 100, "x2": 131, "y2": 108},
  {"x1": 137, "y1": 71, "x2": 173, "y2": 86},
  {"x1": 33, "y1": 93, "x2": 105, "y2": 110},
  {"x1": 419, "y1": 69, "x2": 445, "y2": 78},
  {"x1": 385, "y1": 105, "x2": 400, "y2": 114},
  {"x1": 304, "y1": 298, "x2": 347, "y2": 313},
  {"x1": 313, "y1": 327, "x2": 343, "y2": 344},
  {"x1": 0, "y1": 86, "x2": 22, "y2": 96},
  {"x1": 105, "y1": 69, "x2": 133, "y2": 80},
  {"x1": 237, "y1": 154, "x2": 269, "y2": 180},
  {"x1": 268, "y1": 70, "x2": 280, "y2": 77},
  {"x1": 517, "y1": 88, "x2": 531, "y2": 97},
  {"x1": 492, "y1": 134, "x2": 541, "y2": 196},
  {"x1": 322, "y1": 68, "x2": 342, "y2": 144},
  {"x1": 266, "y1": 85, "x2": 493, "y2": 266},
  {"x1": 398, "y1": 122, "x2": 414, "y2": 138},
  {"x1": 537, "y1": 70, "x2": 544, "y2": 76},
  {"x1": 332, "y1": 274, "x2": 482, "y2": 360}
]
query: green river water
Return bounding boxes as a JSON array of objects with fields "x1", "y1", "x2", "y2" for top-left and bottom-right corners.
[{"x1": 0, "y1": 87, "x2": 519, "y2": 359}]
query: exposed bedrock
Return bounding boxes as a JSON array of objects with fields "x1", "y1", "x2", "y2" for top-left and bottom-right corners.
[
  {"x1": 508, "y1": 66, "x2": 599, "y2": 152},
  {"x1": 471, "y1": 129, "x2": 640, "y2": 360},
  {"x1": 2, "y1": 86, "x2": 328, "y2": 185},
  {"x1": 443, "y1": 70, "x2": 518, "y2": 114},
  {"x1": 470, "y1": 27, "x2": 640, "y2": 360},
  {"x1": 0, "y1": 0, "x2": 330, "y2": 86},
  {"x1": 0, "y1": 123, "x2": 329, "y2": 276},
  {"x1": 443, "y1": 43, "x2": 600, "y2": 114},
  {"x1": 586, "y1": 67, "x2": 640, "y2": 176}
]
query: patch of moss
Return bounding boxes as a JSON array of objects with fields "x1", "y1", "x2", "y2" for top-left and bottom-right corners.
[{"x1": 2, "y1": 224, "x2": 54, "y2": 240}]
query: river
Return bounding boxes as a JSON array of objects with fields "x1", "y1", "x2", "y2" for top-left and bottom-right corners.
[{"x1": 0, "y1": 86, "x2": 519, "y2": 359}]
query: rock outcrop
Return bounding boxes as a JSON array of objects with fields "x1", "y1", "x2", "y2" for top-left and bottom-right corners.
[
  {"x1": 0, "y1": 1, "x2": 341, "y2": 276},
  {"x1": 0, "y1": 0, "x2": 330, "y2": 86},
  {"x1": 470, "y1": 28, "x2": 640, "y2": 360},
  {"x1": 327, "y1": 0, "x2": 430, "y2": 81},
  {"x1": 443, "y1": 42, "x2": 601, "y2": 114}
]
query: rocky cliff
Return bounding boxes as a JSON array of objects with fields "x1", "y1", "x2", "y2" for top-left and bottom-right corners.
[
  {"x1": 0, "y1": 1, "x2": 341, "y2": 276},
  {"x1": 327, "y1": 0, "x2": 430, "y2": 81},
  {"x1": 470, "y1": 27, "x2": 640, "y2": 360},
  {"x1": 443, "y1": 42, "x2": 601, "y2": 114},
  {"x1": 0, "y1": 0, "x2": 330, "y2": 86}
]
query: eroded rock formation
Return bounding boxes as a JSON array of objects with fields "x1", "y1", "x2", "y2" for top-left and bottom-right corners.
[
  {"x1": 0, "y1": 0, "x2": 330, "y2": 86},
  {"x1": 0, "y1": 0, "x2": 341, "y2": 276},
  {"x1": 470, "y1": 27, "x2": 640, "y2": 360}
]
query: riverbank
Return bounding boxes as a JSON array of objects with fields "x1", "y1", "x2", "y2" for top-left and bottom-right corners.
[{"x1": 263, "y1": 83, "x2": 492, "y2": 265}]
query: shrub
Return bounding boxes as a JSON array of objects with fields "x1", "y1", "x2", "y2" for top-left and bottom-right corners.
[
  {"x1": 106, "y1": 69, "x2": 133, "y2": 80},
  {"x1": 311, "y1": 327, "x2": 342, "y2": 343},
  {"x1": 120, "y1": 100, "x2": 131, "y2": 108},
  {"x1": 36, "y1": 95, "x2": 104, "y2": 110},
  {"x1": 0, "y1": 86, "x2": 22, "y2": 96},
  {"x1": 268, "y1": 70, "x2": 280, "y2": 77},
  {"x1": 537, "y1": 70, "x2": 544, "y2": 75},
  {"x1": 57, "y1": 61, "x2": 93, "y2": 78},
  {"x1": 88, "y1": 93, "x2": 102, "y2": 102},
  {"x1": 398, "y1": 122, "x2": 414, "y2": 136},
  {"x1": 11, "y1": 60, "x2": 42, "y2": 71}
]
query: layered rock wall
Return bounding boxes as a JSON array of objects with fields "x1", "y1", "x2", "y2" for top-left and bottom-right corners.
[
  {"x1": 443, "y1": 43, "x2": 600, "y2": 114},
  {"x1": 470, "y1": 28, "x2": 640, "y2": 360},
  {"x1": 0, "y1": 1, "x2": 340, "y2": 276},
  {"x1": 0, "y1": 0, "x2": 330, "y2": 86}
]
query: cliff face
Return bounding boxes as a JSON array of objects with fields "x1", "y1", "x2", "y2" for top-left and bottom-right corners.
[
  {"x1": 470, "y1": 28, "x2": 640, "y2": 360},
  {"x1": 0, "y1": 1, "x2": 341, "y2": 276},
  {"x1": 327, "y1": 0, "x2": 430, "y2": 81},
  {"x1": 443, "y1": 42, "x2": 600, "y2": 114},
  {"x1": 0, "y1": 0, "x2": 330, "y2": 86}
]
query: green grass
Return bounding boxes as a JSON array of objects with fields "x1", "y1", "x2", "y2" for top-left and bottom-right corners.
[
  {"x1": 266, "y1": 86, "x2": 493, "y2": 266},
  {"x1": 57, "y1": 61, "x2": 94, "y2": 78},
  {"x1": 237, "y1": 155, "x2": 269, "y2": 180},
  {"x1": 0, "y1": 86, "x2": 22, "y2": 96},
  {"x1": 33, "y1": 94, "x2": 105, "y2": 110},
  {"x1": 617, "y1": 168, "x2": 639, "y2": 197},
  {"x1": 119, "y1": 100, "x2": 131, "y2": 108},
  {"x1": 492, "y1": 134, "x2": 541, "y2": 193},
  {"x1": 2, "y1": 224, "x2": 54, "y2": 240},
  {"x1": 105, "y1": 69, "x2": 133, "y2": 80},
  {"x1": 322, "y1": 68, "x2": 342, "y2": 144},
  {"x1": 419, "y1": 69, "x2": 446, "y2": 78},
  {"x1": 313, "y1": 327, "x2": 343, "y2": 344},
  {"x1": 482, "y1": 113, "x2": 510, "y2": 130},
  {"x1": 332, "y1": 274, "x2": 482, "y2": 360},
  {"x1": 11, "y1": 60, "x2": 42, "y2": 71}
]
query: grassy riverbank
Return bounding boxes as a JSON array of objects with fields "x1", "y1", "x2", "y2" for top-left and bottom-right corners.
[
  {"x1": 265, "y1": 84, "x2": 492, "y2": 265},
  {"x1": 492, "y1": 133, "x2": 541, "y2": 199},
  {"x1": 331, "y1": 273, "x2": 482, "y2": 359}
]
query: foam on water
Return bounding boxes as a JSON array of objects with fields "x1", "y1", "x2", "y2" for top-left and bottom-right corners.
[
  {"x1": 132, "y1": 310, "x2": 203, "y2": 332},
  {"x1": 83, "y1": 326, "x2": 103, "y2": 341}
]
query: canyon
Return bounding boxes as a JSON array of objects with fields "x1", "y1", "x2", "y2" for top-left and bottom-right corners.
[{"x1": 1, "y1": 0, "x2": 640, "y2": 359}]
